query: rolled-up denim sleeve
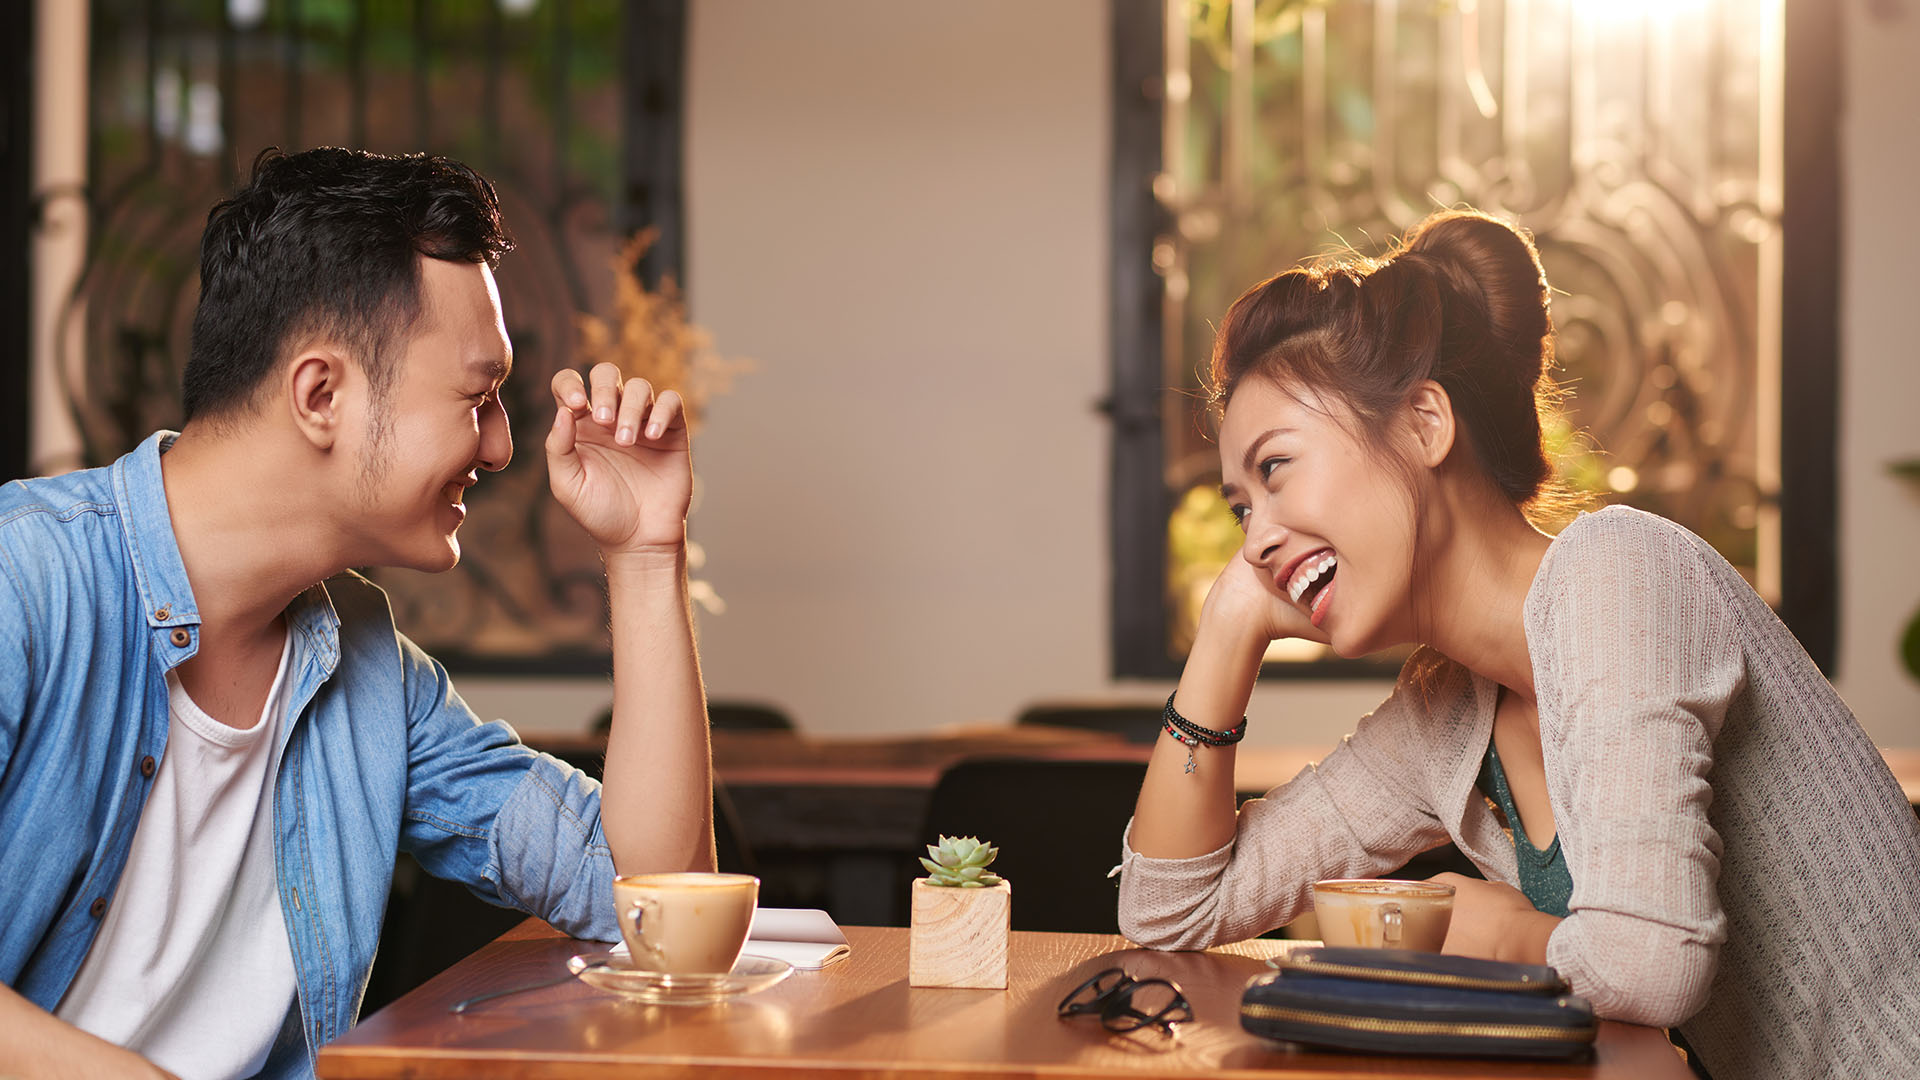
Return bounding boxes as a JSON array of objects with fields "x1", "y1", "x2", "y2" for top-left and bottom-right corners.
[{"x1": 395, "y1": 632, "x2": 619, "y2": 942}]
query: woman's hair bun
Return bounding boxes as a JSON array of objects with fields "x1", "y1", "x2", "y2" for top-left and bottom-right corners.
[{"x1": 1399, "y1": 210, "x2": 1553, "y2": 392}]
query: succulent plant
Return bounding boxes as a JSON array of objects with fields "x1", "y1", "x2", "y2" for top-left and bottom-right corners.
[{"x1": 919, "y1": 835, "x2": 1004, "y2": 888}]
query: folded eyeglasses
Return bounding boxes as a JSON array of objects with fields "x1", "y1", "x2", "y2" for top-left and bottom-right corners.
[{"x1": 1055, "y1": 967, "x2": 1193, "y2": 1035}]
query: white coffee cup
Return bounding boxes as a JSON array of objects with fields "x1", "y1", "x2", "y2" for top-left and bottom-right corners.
[
  {"x1": 1311, "y1": 878, "x2": 1456, "y2": 951},
  {"x1": 612, "y1": 872, "x2": 760, "y2": 975}
]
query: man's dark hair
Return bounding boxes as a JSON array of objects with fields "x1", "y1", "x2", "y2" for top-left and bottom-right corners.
[{"x1": 183, "y1": 146, "x2": 514, "y2": 424}]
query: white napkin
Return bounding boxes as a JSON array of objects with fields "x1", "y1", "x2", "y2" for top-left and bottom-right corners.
[{"x1": 740, "y1": 907, "x2": 851, "y2": 970}]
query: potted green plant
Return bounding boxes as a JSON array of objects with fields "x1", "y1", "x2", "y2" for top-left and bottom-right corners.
[
  {"x1": 1895, "y1": 460, "x2": 1920, "y2": 683},
  {"x1": 909, "y1": 836, "x2": 1011, "y2": 988}
]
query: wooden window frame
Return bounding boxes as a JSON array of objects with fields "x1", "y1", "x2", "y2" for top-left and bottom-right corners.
[{"x1": 1107, "y1": 0, "x2": 1841, "y2": 678}]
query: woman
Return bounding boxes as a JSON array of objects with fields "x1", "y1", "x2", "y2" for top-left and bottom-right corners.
[{"x1": 1115, "y1": 208, "x2": 1920, "y2": 1079}]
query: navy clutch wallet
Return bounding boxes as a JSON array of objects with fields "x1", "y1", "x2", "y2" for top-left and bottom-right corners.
[{"x1": 1240, "y1": 947, "x2": 1597, "y2": 1060}]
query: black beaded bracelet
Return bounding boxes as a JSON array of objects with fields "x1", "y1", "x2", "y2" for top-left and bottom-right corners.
[{"x1": 1161, "y1": 692, "x2": 1248, "y2": 774}]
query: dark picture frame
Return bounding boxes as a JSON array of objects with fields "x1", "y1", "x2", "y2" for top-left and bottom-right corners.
[
  {"x1": 24, "y1": 0, "x2": 687, "y2": 676},
  {"x1": 1, "y1": 3, "x2": 33, "y2": 487}
]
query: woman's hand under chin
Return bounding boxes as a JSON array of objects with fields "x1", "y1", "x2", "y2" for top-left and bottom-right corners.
[{"x1": 1199, "y1": 555, "x2": 1330, "y2": 649}]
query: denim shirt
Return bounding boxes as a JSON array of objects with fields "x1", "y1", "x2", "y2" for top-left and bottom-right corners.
[{"x1": 0, "y1": 432, "x2": 619, "y2": 1077}]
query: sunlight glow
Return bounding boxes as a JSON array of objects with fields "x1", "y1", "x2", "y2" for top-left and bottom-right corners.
[{"x1": 1571, "y1": 0, "x2": 1713, "y2": 23}]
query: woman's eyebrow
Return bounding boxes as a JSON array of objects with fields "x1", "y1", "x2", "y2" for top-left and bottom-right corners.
[{"x1": 1240, "y1": 427, "x2": 1295, "y2": 472}]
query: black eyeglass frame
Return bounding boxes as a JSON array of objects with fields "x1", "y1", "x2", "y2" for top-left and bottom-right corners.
[{"x1": 1055, "y1": 967, "x2": 1193, "y2": 1034}]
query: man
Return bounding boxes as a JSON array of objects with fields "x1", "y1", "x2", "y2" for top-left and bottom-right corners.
[{"x1": 0, "y1": 148, "x2": 714, "y2": 1078}]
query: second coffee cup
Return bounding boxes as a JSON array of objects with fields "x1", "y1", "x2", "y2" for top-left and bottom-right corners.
[
  {"x1": 613, "y1": 872, "x2": 760, "y2": 975},
  {"x1": 1311, "y1": 878, "x2": 1455, "y2": 951}
]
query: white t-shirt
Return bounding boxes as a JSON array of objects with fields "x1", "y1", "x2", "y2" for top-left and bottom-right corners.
[{"x1": 57, "y1": 634, "x2": 299, "y2": 1080}]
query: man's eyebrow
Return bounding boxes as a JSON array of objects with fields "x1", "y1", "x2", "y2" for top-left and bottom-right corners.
[{"x1": 1240, "y1": 427, "x2": 1293, "y2": 472}]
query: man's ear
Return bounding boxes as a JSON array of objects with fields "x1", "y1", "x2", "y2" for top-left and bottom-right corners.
[
  {"x1": 288, "y1": 349, "x2": 349, "y2": 450},
  {"x1": 1406, "y1": 379, "x2": 1458, "y2": 469}
]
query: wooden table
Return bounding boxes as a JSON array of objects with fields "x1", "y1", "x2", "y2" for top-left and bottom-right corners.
[{"x1": 318, "y1": 921, "x2": 1695, "y2": 1080}]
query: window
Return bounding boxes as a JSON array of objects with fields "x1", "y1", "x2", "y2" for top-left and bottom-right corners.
[
  {"x1": 1109, "y1": 0, "x2": 1838, "y2": 677},
  {"x1": 26, "y1": 0, "x2": 686, "y2": 673}
]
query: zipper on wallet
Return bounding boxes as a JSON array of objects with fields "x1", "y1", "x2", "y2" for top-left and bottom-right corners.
[
  {"x1": 1242, "y1": 1002, "x2": 1597, "y2": 1044},
  {"x1": 1269, "y1": 956, "x2": 1567, "y2": 994}
]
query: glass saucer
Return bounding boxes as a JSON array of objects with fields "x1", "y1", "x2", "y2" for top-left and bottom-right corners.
[{"x1": 567, "y1": 952, "x2": 794, "y2": 1004}]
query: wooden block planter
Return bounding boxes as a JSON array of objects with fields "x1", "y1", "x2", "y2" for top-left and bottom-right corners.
[{"x1": 908, "y1": 878, "x2": 1011, "y2": 989}]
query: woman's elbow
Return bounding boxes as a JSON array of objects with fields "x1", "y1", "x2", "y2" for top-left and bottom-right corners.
[
  {"x1": 1116, "y1": 882, "x2": 1228, "y2": 951},
  {"x1": 1118, "y1": 909, "x2": 1212, "y2": 951},
  {"x1": 1564, "y1": 934, "x2": 1718, "y2": 1028},
  {"x1": 1599, "y1": 975, "x2": 1712, "y2": 1028}
]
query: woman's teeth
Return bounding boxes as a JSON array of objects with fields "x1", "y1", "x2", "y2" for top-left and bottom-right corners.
[{"x1": 1288, "y1": 553, "x2": 1338, "y2": 603}]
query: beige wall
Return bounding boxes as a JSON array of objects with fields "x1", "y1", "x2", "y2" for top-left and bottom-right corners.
[
  {"x1": 676, "y1": 0, "x2": 1393, "y2": 744},
  {"x1": 463, "y1": 0, "x2": 1918, "y2": 748},
  {"x1": 1834, "y1": 0, "x2": 1920, "y2": 747},
  {"x1": 681, "y1": 0, "x2": 1123, "y2": 735}
]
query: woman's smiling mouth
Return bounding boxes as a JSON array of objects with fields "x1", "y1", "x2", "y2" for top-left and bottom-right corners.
[
  {"x1": 1286, "y1": 550, "x2": 1337, "y2": 604},
  {"x1": 1278, "y1": 548, "x2": 1339, "y2": 626}
]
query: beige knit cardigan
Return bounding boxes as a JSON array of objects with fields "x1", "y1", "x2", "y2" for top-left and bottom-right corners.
[{"x1": 1115, "y1": 506, "x2": 1920, "y2": 1079}]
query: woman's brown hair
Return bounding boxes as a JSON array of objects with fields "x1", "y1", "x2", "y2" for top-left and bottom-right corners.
[{"x1": 1208, "y1": 208, "x2": 1573, "y2": 521}]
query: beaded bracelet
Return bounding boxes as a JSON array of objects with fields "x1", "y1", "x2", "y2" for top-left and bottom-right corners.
[{"x1": 1160, "y1": 692, "x2": 1248, "y2": 774}]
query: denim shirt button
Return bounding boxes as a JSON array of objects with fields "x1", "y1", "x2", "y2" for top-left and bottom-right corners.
[
  {"x1": 88, "y1": 897, "x2": 107, "y2": 918},
  {"x1": 139, "y1": 756, "x2": 156, "y2": 778},
  {"x1": 169, "y1": 627, "x2": 191, "y2": 648}
]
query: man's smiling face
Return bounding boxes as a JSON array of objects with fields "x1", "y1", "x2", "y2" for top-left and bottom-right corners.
[{"x1": 345, "y1": 256, "x2": 515, "y2": 573}]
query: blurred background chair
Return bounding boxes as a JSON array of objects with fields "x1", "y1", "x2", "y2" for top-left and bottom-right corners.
[
  {"x1": 918, "y1": 758, "x2": 1148, "y2": 934},
  {"x1": 595, "y1": 699, "x2": 797, "y2": 734},
  {"x1": 707, "y1": 700, "x2": 796, "y2": 732},
  {"x1": 1014, "y1": 700, "x2": 1165, "y2": 745}
]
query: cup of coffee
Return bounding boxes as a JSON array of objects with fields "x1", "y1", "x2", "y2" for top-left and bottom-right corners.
[
  {"x1": 612, "y1": 872, "x2": 760, "y2": 975},
  {"x1": 1311, "y1": 879, "x2": 1455, "y2": 951}
]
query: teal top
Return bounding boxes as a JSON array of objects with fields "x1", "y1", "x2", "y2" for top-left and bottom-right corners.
[{"x1": 1477, "y1": 740, "x2": 1574, "y2": 918}]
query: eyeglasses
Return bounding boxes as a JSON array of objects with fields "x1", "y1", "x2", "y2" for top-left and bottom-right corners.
[{"x1": 1056, "y1": 967, "x2": 1193, "y2": 1035}]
